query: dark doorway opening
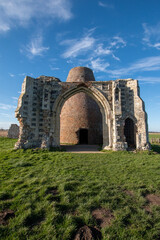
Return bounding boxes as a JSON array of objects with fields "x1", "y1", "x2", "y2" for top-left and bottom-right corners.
[
  {"x1": 124, "y1": 118, "x2": 135, "y2": 148},
  {"x1": 79, "y1": 129, "x2": 88, "y2": 144}
]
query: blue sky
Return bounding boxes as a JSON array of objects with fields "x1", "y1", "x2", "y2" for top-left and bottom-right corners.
[{"x1": 0, "y1": 0, "x2": 160, "y2": 131}]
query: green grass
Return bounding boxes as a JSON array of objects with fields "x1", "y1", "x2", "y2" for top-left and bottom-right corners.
[
  {"x1": 0, "y1": 138, "x2": 160, "y2": 239},
  {"x1": 149, "y1": 133, "x2": 160, "y2": 151},
  {"x1": 149, "y1": 132, "x2": 160, "y2": 140}
]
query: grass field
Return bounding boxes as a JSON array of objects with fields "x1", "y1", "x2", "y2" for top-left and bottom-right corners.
[
  {"x1": 0, "y1": 138, "x2": 160, "y2": 240},
  {"x1": 149, "y1": 132, "x2": 160, "y2": 139}
]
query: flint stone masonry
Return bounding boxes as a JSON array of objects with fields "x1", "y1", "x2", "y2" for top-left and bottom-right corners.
[
  {"x1": 15, "y1": 66, "x2": 150, "y2": 151},
  {"x1": 8, "y1": 124, "x2": 19, "y2": 139}
]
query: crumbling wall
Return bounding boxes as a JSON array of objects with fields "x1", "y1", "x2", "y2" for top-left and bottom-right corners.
[
  {"x1": 14, "y1": 67, "x2": 150, "y2": 151},
  {"x1": 7, "y1": 124, "x2": 19, "y2": 139}
]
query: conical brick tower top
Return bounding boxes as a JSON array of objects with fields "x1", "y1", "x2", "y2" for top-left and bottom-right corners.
[{"x1": 66, "y1": 66, "x2": 95, "y2": 82}]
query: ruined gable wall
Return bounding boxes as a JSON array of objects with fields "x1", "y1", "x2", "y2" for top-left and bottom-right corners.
[
  {"x1": 112, "y1": 79, "x2": 149, "y2": 150},
  {"x1": 14, "y1": 74, "x2": 149, "y2": 150}
]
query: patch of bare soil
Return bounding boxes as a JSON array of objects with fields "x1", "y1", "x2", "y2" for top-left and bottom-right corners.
[
  {"x1": 0, "y1": 130, "x2": 8, "y2": 137},
  {"x1": 74, "y1": 225, "x2": 102, "y2": 240},
  {"x1": 144, "y1": 205, "x2": 152, "y2": 213},
  {"x1": 0, "y1": 209, "x2": 15, "y2": 225},
  {"x1": 92, "y1": 208, "x2": 114, "y2": 228},
  {"x1": 144, "y1": 194, "x2": 160, "y2": 213},
  {"x1": 47, "y1": 187, "x2": 58, "y2": 196},
  {"x1": 146, "y1": 194, "x2": 160, "y2": 206},
  {"x1": 46, "y1": 186, "x2": 60, "y2": 202},
  {"x1": 123, "y1": 190, "x2": 134, "y2": 197}
]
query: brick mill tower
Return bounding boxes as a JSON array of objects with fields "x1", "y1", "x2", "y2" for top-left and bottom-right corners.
[{"x1": 60, "y1": 67, "x2": 103, "y2": 145}]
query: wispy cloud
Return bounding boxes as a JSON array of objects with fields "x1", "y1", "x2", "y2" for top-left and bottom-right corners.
[
  {"x1": 21, "y1": 35, "x2": 49, "y2": 58},
  {"x1": 90, "y1": 58, "x2": 110, "y2": 72},
  {"x1": 0, "y1": 21, "x2": 10, "y2": 32},
  {"x1": 50, "y1": 66, "x2": 60, "y2": 71},
  {"x1": 61, "y1": 33, "x2": 95, "y2": 58},
  {"x1": 12, "y1": 97, "x2": 18, "y2": 100},
  {"x1": 98, "y1": 1, "x2": 114, "y2": 8},
  {"x1": 94, "y1": 36, "x2": 126, "y2": 61},
  {"x1": 0, "y1": 0, "x2": 73, "y2": 33},
  {"x1": 9, "y1": 73, "x2": 15, "y2": 77},
  {"x1": 18, "y1": 73, "x2": 26, "y2": 76},
  {"x1": 0, "y1": 113, "x2": 10, "y2": 117},
  {"x1": 142, "y1": 22, "x2": 160, "y2": 50},
  {"x1": 108, "y1": 56, "x2": 160, "y2": 77},
  {"x1": 61, "y1": 29, "x2": 126, "y2": 72},
  {"x1": 109, "y1": 36, "x2": 126, "y2": 49},
  {"x1": 138, "y1": 76, "x2": 160, "y2": 84},
  {"x1": 0, "y1": 103, "x2": 16, "y2": 110}
]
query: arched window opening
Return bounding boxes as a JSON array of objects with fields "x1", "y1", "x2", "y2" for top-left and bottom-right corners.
[
  {"x1": 124, "y1": 118, "x2": 136, "y2": 149},
  {"x1": 115, "y1": 88, "x2": 119, "y2": 101}
]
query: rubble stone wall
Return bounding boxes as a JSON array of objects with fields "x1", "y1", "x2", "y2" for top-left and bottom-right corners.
[{"x1": 8, "y1": 124, "x2": 19, "y2": 139}]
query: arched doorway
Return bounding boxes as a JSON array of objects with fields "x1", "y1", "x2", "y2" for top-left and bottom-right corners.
[
  {"x1": 124, "y1": 118, "x2": 136, "y2": 148},
  {"x1": 51, "y1": 86, "x2": 112, "y2": 150}
]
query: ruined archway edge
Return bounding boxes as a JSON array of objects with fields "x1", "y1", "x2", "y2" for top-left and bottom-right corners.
[
  {"x1": 15, "y1": 72, "x2": 150, "y2": 151},
  {"x1": 52, "y1": 84, "x2": 112, "y2": 150}
]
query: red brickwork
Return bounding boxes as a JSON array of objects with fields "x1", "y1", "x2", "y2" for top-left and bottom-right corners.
[{"x1": 60, "y1": 92, "x2": 103, "y2": 144}]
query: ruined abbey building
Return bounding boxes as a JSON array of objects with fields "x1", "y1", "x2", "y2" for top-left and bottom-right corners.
[{"x1": 15, "y1": 67, "x2": 150, "y2": 151}]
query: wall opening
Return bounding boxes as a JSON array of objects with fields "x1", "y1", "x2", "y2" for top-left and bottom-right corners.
[
  {"x1": 124, "y1": 118, "x2": 136, "y2": 148},
  {"x1": 79, "y1": 129, "x2": 88, "y2": 144},
  {"x1": 60, "y1": 92, "x2": 103, "y2": 145},
  {"x1": 115, "y1": 87, "x2": 119, "y2": 101}
]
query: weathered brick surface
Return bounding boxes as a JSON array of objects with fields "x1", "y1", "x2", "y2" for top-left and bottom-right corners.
[
  {"x1": 15, "y1": 67, "x2": 150, "y2": 151},
  {"x1": 60, "y1": 93, "x2": 102, "y2": 144}
]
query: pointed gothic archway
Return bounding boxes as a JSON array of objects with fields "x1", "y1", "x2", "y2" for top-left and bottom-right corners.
[{"x1": 51, "y1": 85, "x2": 112, "y2": 150}]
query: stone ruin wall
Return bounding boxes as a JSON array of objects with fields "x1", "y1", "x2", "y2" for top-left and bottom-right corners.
[
  {"x1": 14, "y1": 67, "x2": 150, "y2": 151},
  {"x1": 7, "y1": 124, "x2": 19, "y2": 139}
]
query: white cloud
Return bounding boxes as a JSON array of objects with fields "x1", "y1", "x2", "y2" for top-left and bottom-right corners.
[
  {"x1": 0, "y1": 22, "x2": 10, "y2": 32},
  {"x1": 21, "y1": 35, "x2": 49, "y2": 58},
  {"x1": 108, "y1": 56, "x2": 160, "y2": 77},
  {"x1": 18, "y1": 73, "x2": 26, "y2": 76},
  {"x1": 61, "y1": 30, "x2": 126, "y2": 72},
  {"x1": 0, "y1": 103, "x2": 17, "y2": 110},
  {"x1": 0, "y1": 0, "x2": 72, "y2": 33},
  {"x1": 50, "y1": 66, "x2": 60, "y2": 71},
  {"x1": 143, "y1": 23, "x2": 160, "y2": 50},
  {"x1": 9, "y1": 73, "x2": 15, "y2": 77},
  {"x1": 138, "y1": 76, "x2": 160, "y2": 84},
  {"x1": 95, "y1": 44, "x2": 120, "y2": 61},
  {"x1": 12, "y1": 97, "x2": 18, "y2": 100},
  {"x1": 95, "y1": 44, "x2": 112, "y2": 55},
  {"x1": 109, "y1": 36, "x2": 126, "y2": 49},
  {"x1": 90, "y1": 58, "x2": 110, "y2": 72},
  {"x1": 98, "y1": 1, "x2": 114, "y2": 8},
  {"x1": 61, "y1": 30, "x2": 126, "y2": 63},
  {"x1": 61, "y1": 35, "x2": 95, "y2": 58},
  {"x1": 93, "y1": 36, "x2": 126, "y2": 62},
  {"x1": 0, "y1": 113, "x2": 10, "y2": 117}
]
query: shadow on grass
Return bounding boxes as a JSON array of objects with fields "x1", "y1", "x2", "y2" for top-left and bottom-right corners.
[{"x1": 151, "y1": 144, "x2": 160, "y2": 154}]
